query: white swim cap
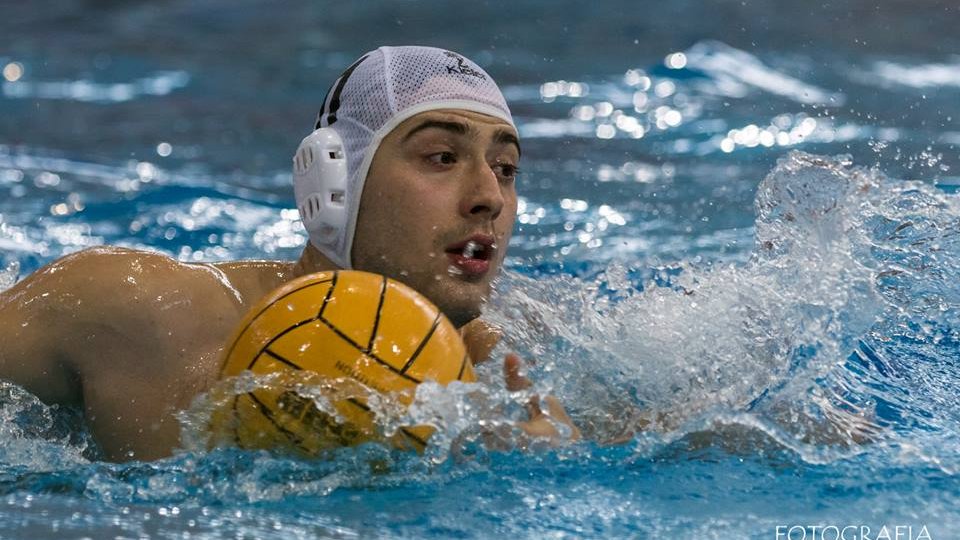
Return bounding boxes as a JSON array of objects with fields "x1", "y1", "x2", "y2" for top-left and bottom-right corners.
[{"x1": 294, "y1": 45, "x2": 516, "y2": 269}]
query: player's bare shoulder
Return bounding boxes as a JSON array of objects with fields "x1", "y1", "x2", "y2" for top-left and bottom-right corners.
[
  {"x1": 207, "y1": 259, "x2": 295, "y2": 306},
  {"x1": 0, "y1": 246, "x2": 153, "y2": 326},
  {"x1": 5, "y1": 247, "x2": 258, "y2": 347},
  {"x1": 38, "y1": 247, "x2": 229, "y2": 314},
  {"x1": 0, "y1": 247, "x2": 292, "y2": 410},
  {"x1": 0, "y1": 246, "x2": 214, "y2": 403}
]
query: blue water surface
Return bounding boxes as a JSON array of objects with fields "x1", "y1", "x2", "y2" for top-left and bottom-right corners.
[{"x1": 2, "y1": 1, "x2": 960, "y2": 538}]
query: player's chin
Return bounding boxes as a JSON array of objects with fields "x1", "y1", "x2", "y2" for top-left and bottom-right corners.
[
  {"x1": 440, "y1": 299, "x2": 484, "y2": 328},
  {"x1": 432, "y1": 279, "x2": 490, "y2": 328}
]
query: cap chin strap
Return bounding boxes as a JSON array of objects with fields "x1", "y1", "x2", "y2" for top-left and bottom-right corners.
[{"x1": 292, "y1": 127, "x2": 350, "y2": 268}]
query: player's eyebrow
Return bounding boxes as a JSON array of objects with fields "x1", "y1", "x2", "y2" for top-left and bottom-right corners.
[
  {"x1": 402, "y1": 119, "x2": 521, "y2": 157},
  {"x1": 494, "y1": 129, "x2": 521, "y2": 157},
  {"x1": 402, "y1": 120, "x2": 468, "y2": 142}
]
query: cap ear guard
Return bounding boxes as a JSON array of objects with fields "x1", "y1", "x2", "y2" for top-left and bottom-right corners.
[{"x1": 293, "y1": 128, "x2": 348, "y2": 250}]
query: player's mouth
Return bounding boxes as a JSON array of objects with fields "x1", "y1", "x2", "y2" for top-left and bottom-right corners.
[{"x1": 445, "y1": 234, "x2": 496, "y2": 278}]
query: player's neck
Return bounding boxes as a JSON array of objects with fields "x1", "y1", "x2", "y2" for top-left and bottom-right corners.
[{"x1": 291, "y1": 244, "x2": 340, "y2": 280}]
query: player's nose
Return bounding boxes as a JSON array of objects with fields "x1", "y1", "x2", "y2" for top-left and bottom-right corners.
[{"x1": 459, "y1": 159, "x2": 504, "y2": 220}]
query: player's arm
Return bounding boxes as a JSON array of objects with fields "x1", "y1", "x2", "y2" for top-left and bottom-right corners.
[
  {"x1": 6, "y1": 247, "x2": 235, "y2": 461},
  {"x1": 0, "y1": 247, "x2": 181, "y2": 408},
  {"x1": 0, "y1": 254, "x2": 86, "y2": 405}
]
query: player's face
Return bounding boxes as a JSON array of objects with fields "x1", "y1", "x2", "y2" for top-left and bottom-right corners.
[{"x1": 352, "y1": 109, "x2": 520, "y2": 328}]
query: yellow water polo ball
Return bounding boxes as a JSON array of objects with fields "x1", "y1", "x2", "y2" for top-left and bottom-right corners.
[{"x1": 212, "y1": 270, "x2": 476, "y2": 455}]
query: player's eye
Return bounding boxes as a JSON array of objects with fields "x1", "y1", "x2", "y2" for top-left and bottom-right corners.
[
  {"x1": 492, "y1": 162, "x2": 519, "y2": 181},
  {"x1": 427, "y1": 151, "x2": 457, "y2": 166}
]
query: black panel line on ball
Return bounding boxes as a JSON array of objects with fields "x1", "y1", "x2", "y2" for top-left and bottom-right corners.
[
  {"x1": 400, "y1": 312, "x2": 441, "y2": 374},
  {"x1": 248, "y1": 316, "x2": 321, "y2": 370},
  {"x1": 317, "y1": 271, "x2": 339, "y2": 319},
  {"x1": 345, "y1": 397, "x2": 370, "y2": 411},
  {"x1": 263, "y1": 348, "x2": 303, "y2": 371},
  {"x1": 246, "y1": 392, "x2": 312, "y2": 454},
  {"x1": 223, "y1": 277, "x2": 334, "y2": 369},
  {"x1": 367, "y1": 275, "x2": 388, "y2": 353},
  {"x1": 314, "y1": 316, "x2": 423, "y2": 384},
  {"x1": 400, "y1": 427, "x2": 428, "y2": 449},
  {"x1": 457, "y1": 351, "x2": 469, "y2": 380}
]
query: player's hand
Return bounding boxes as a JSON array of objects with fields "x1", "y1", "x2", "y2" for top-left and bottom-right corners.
[
  {"x1": 460, "y1": 319, "x2": 501, "y2": 364},
  {"x1": 503, "y1": 353, "x2": 581, "y2": 444}
]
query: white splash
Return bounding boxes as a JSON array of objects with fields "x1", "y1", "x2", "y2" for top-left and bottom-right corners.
[
  {"x1": 486, "y1": 151, "x2": 960, "y2": 463},
  {"x1": 0, "y1": 260, "x2": 19, "y2": 291}
]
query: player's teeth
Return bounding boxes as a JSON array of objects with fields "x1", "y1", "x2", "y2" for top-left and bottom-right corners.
[{"x1": 462, "y1": 240, "x2": 481, "y2": 259}]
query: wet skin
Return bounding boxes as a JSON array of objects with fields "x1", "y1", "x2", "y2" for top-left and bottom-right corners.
[{"x1": 0, "y1": 109, "x2": 578, "y2": 461}]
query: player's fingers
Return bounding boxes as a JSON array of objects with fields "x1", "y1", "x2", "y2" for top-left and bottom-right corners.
[
  {"x1": 543, "y1": 396, "x2": 581, "y2": 440},
  {"x1": 525, "y1": 394, "x2": 542, "y2": 419},
  {"x1": 504, "y1": 353, "x2": 532, "y2": 391},
  {"x1": 542, "y1": 396, "x2": 568, "y2": 421}
]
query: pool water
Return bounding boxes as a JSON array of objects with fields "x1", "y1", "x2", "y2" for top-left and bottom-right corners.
[{"x1": 2, "y1": 1, "x2": 960, "y2": 538}]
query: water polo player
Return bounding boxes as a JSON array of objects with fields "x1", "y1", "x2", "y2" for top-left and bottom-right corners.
[{"x1": 0, "y1": 46, "x2": 579, "y2": 461}]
